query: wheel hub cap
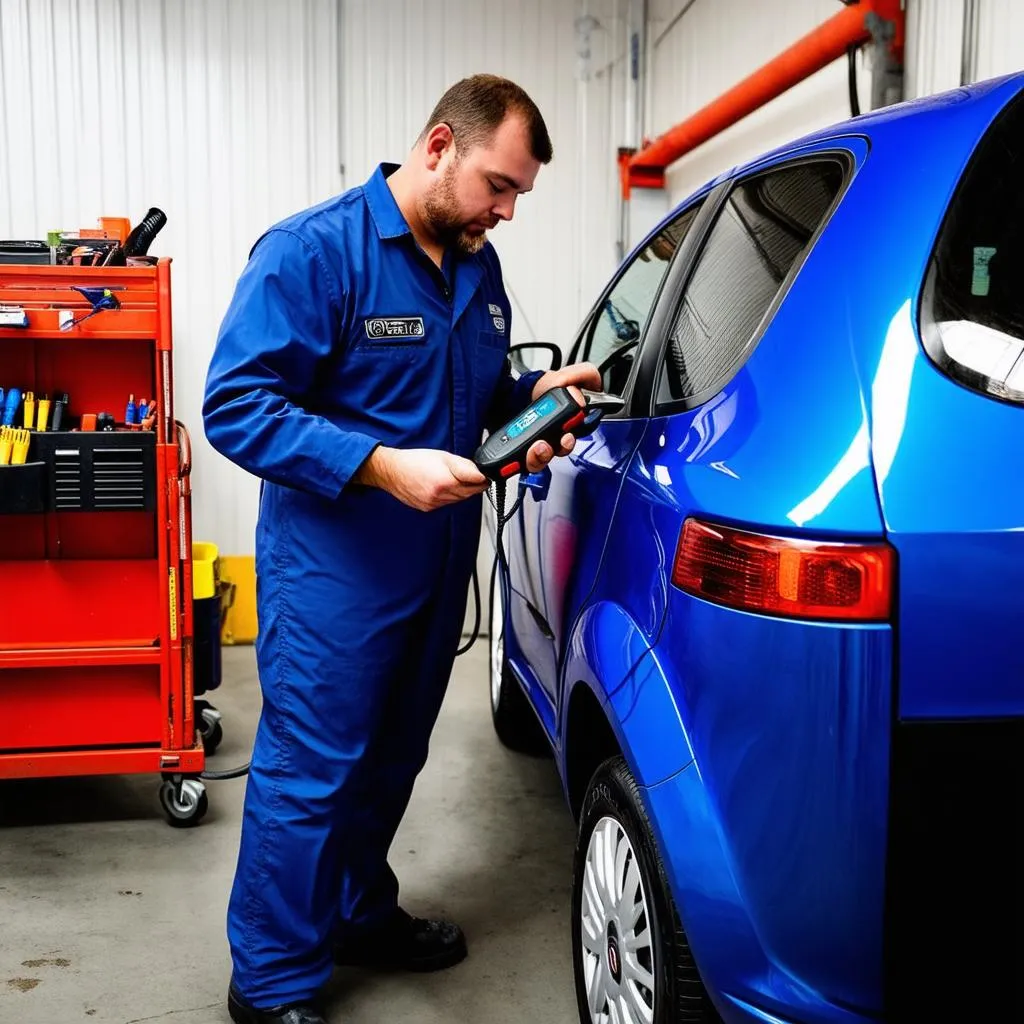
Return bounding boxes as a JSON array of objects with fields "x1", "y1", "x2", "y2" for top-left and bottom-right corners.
[
  {"x1": 580, "y1": 816, "x2": 655, "y2": 1023},
  {"x1": 606, "y1": 922, "x2": 622, "y2": 984}
]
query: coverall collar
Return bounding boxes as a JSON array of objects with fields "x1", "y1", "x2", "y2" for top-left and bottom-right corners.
[
  {"x1": 365, "y1": 162, "x2": 486, "y2": 330},
  {"x1": 365, "y1": 164, "x2": 411, "y2": 240}
]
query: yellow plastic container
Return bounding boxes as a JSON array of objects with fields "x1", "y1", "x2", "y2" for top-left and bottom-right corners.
[
  {"x1": 219, "y1": 555, "x2": 256, "y2": 644},
  {"x1": 192, "y1": 541, "x2": 219, "y2": 600},
  {"x1": 192, "y1": 541, "x2": 225, "y2": 694}
]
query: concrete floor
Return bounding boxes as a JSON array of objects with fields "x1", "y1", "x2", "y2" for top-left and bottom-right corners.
[{"x1": 0, "y1": 644, "x2": 578, "y2": 1024}]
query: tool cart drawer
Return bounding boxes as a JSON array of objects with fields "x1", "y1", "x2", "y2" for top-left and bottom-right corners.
[
  {"x1": 32, "y1": 432, "x2": 157, "y2": 512},
  {"x1": 0, "y1": 664, "x2": 164, "y2": 752},
  {"x1": 0, "y1": 462, "x2": 46, "y2": 514}
]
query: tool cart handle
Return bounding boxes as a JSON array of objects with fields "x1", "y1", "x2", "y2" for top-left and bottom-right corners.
[{"x1": 175, "y1": 419, "x2": 192, "y2": 481}]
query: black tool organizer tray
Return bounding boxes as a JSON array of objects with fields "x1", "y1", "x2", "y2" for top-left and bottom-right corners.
[{"x1": 0, "y1": 431, "x2": 156, "y2": 514}]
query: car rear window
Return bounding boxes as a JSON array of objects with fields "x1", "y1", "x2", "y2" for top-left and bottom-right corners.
[
  {"x1": 921, "y1": 87, "x2": 1024, "y2": 404},
  {"x1": 658, "y1": 158, "x2": 844, "y2": 406}
]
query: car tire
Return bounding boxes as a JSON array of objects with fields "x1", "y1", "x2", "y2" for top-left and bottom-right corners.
[
  {"x1": 489, "y1": 568, "x2": 548, "y2": 755},
  {"x1": 572, "y1": 756, "x2": 717, "y2": 1024}
]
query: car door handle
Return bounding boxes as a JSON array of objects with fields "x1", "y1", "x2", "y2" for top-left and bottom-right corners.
[{"x1": 520, "y1": 468, "x2": 551, "y2": 501}]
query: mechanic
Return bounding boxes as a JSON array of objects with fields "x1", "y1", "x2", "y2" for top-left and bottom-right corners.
[{"x1": 203, "y1": 74, "x2": 601, "y2": 1024}]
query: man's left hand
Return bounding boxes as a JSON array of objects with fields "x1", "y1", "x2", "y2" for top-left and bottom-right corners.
[{"x1": 524, "y1": 362, "x2": 603, "y2": 474}]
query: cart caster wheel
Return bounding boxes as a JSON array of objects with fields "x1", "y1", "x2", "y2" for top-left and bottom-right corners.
[
  {"x1": 159, "y1": 778, "x2": 208, "y2": 828},
  {"x1": 196, "y1": 703, "x2": 223, "y2": 755}
]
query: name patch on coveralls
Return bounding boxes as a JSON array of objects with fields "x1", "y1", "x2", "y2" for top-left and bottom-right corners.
[{"x1": 364, "y1": 316, "x2": 425, "y2": 339}]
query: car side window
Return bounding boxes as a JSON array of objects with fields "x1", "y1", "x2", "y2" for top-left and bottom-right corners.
[
  {"x1": 920, "y1": 89, "x2": 1024, "y2": 404},
  {"x1": 658, "y1": 159, "x2": 845, "y2": 405},
  {"x1": 582, "y1": 205, "x2": 701, "y2": 396}
]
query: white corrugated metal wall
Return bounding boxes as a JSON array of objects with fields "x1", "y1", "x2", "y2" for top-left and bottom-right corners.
[
  {"x1": 908, "y1": 0, "x2": 1024, "y2": 95},
  {"x1": 974, "y1": 0, "x2": 1024, "y2": 79},
  {"x1": 340, "y1": 0, "x2": 624, "y2": 353},
  {"x1": 2, "y1": 0, "x2": 1022, "y2": 557},
  {"x1": 0, "y1": 0, "x2": 341, "y2": 555},
  {"x1": 905, "y1": 0, "x2": 965, "y2": 96}
]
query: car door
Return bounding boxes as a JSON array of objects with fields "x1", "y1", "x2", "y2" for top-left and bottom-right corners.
[
  {"x1": 604, "y1": 147, "x2": 863, "y2": 654},
  {"x1": 505, "y1": 201, "x2": 706, "y2": 724}
]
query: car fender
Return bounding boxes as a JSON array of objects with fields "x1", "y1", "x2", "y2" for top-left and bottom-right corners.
[{"x1": 560, "y1": 599, "x2": 693, "y2": 788}]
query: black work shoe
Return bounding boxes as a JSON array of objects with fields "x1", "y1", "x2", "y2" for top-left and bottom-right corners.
[
  {"x1": 333, "y1": 908, "x2": 467, "y2": 972},
  {"x1": 228, "y1": 985, "x2": 328, "y2": 1024}
]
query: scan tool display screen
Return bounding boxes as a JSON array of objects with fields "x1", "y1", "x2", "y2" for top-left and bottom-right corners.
[{"x1": 505, "y1": 393, "x2": 558, "y2": 440}]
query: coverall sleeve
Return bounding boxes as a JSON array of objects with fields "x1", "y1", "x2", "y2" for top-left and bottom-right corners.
[{"x1": 203, "y1": 229, "x2": 379, "y2": 500}]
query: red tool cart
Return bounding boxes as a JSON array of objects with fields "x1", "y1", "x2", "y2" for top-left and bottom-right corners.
[{"x1": 0, "y1": 258, "x2": 208, "y2": 826}]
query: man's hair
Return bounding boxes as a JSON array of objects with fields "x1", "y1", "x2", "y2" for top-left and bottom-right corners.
[{"x1": 420, "y1": 74, "x2": 553, "y2": 164}]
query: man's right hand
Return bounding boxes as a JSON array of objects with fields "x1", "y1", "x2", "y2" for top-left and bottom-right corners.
[{"x1": 355, "y1": 446, "x2": 489, "y2": 511}]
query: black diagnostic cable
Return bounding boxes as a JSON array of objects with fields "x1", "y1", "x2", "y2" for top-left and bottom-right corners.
[{"x1": 202, "y1": 388, "x2": 611, "y2": 781}]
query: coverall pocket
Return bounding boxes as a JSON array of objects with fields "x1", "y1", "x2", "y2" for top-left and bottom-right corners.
[
  {"x1": 352, "y1": 331, "x2": 431, "y2": 364},
  {"x1": 358, "y1": 337, "x2": 428, "y2": 352},
  {"x1": 475, "y1": 330, "x2": 509, "y2": 404}
]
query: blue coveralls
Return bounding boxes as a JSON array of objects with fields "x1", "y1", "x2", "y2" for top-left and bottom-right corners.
[{"x1": 203, "y1": 163, "x2": 542, "y2": 1008}]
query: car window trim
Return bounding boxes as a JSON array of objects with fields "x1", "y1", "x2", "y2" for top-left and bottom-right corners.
[
  {"x1": 570, "y1": 200, "x2": 705, "y2": 366},
  {"x1": 567, "y1": 194, "x2": 712, "y2": 416},
  {"x1": 625, "y1": 182, "x2": 730, "y2": 418},
  {"x1": 636, "y1": 147, "x2": 858, "y2": 419}
]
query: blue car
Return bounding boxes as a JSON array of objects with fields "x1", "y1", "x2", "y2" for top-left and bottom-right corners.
[{"x1": 489, "y1": 72, "x2": 1023, "y2": 1024}]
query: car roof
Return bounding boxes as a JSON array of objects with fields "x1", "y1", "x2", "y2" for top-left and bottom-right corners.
[{"x1": 657, "y1": 71, "x2": 1024, "y2": 216}]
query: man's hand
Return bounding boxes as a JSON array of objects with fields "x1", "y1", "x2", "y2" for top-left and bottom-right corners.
[
  {"x1": 525, "y1": 362, "x2": 603, "y2": 474},
  {"x1": 355, "y1": 447, "x2": 488, "y2": 511},
  {"x1": 531, "y1": 361, "x2": 603, "y2": 405}
]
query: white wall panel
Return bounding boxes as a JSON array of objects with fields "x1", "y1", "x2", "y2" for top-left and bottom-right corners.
[
  {"x1": 905, "y1": 0, "x2": 966, "y2": 98},
  {"x1": 974, "y1": 0, "x2": 1024, "y2": 81},
  {"x1": 340, "y1": 0, "x2": 623, "y2": 352},
  {"x1": 0, "y1": 0, "x2": 340, "y2": 556}
]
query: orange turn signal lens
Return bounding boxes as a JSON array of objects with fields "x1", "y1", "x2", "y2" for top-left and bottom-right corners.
[{"x1": 672, "y1": 518, "x2": 893, "y2": 622}]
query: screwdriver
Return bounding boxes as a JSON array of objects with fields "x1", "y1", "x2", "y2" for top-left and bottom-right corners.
[
  {"x1": 36, "y1": 394, "x2": 51, "y2": 431},
  {"x1": 1, "y1": 388, "x2": 19, "y2": 426},
  {"x1": 51, "y1": 393, "x2": 68, "y2": 431}
]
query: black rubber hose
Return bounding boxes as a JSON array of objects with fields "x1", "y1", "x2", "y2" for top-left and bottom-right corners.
[
  {"x1": 201, "y1": 762, "x2": 251, "y2": 781},
  {"x1": 847, "y1": 44, "x2": 861, "y2": 118},
  {"x1": 123, "y1": 207, "x2": 167, "y2": 256}
]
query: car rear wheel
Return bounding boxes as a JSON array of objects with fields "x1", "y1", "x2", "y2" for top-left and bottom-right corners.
[
  {"x1": 488, "y1": 568, "x2": 547, "y2": 754},
  {"x1": 572, "y1": 756, "x2": 717, "y2": 1024}
]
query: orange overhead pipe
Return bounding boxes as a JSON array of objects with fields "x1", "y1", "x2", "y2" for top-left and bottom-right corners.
[{"x1": 621, "y1": 0, "x2": 904, "y2": 195}]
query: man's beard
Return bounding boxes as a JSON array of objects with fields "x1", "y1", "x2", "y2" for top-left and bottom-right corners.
[{"x1": 422, "y1": 164, "x2": 487, "y2": 255}]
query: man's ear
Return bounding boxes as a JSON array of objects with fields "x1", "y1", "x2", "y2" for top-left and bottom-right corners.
[{"x1": 423, "y1": 122, "x2": 455, "y2": 171}]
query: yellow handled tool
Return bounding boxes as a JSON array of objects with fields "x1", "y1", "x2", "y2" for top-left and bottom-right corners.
[
  {"x1": 0, "y1": 426, "x2": 12, "y2": 466},
  {"x1": 11, "y1": 428, "x2": 30, "y2": 465},
  {"x1": 23, "y1": 391, "x2": 35, "y2": 430},
  {"x1": 36, "y1": 395, "x2": 51, "y2": 431}
]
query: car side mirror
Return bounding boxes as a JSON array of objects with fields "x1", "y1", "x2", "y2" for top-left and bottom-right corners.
[{"x1": 509, "y1": 342, "x2": 563, "y2": 373}]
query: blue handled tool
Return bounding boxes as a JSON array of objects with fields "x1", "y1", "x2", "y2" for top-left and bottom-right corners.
[
  {"x1": 1, "y1": 388, "x2": 20, "y2": 427},
  {"x1": 61, "y1": 287, "x2": 121, "y2": 331}
]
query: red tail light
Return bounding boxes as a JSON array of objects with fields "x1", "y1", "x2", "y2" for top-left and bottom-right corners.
[{"x1": 672, "y1": 518, "x2": 893, "y2": 622}]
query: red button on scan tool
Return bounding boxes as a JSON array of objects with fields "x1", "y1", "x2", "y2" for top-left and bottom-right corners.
[
  {"x1": 563, "y1": 410, "x2": 586, "y2": 432},
  {"x1": 500, "y1": 461, "x2": 521, "y2": 478}
]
